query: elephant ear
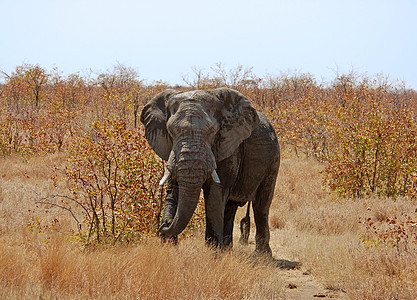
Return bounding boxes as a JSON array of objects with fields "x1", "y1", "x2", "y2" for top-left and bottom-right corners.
[
  {"x1": 140, "y1": 89, "x2": 179, "y2": 161},
  {"x1": 210, "y1": 88, "x2": 260, "y2": 162}
]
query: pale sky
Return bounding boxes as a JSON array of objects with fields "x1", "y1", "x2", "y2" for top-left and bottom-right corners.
[{"x1": 1, "y1": 0, "x2": 417, "y2": 89}]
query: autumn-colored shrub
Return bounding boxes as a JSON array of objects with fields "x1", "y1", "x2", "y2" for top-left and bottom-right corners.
[
  {"x1": 0, "y1": 108, "x2": 75, "y2": 156},
  {"x1": 0, "y1": 63, "x2": 49, "y2": 111},
  {"x1": 322, "y1": 79, "x2": 417, "y2": 198},
  {"x1": 361, "y1": 211, "x2": 417, "y2": 252},
  {"x1": 0, "y1": 112, "x2": 30, "y2": 156},
  {"x1": 255, "y1": 72, "x2": 417, "y2": 198},
  {"x1": 51, "y1": 118, "x2": 164, "y2": 244}
]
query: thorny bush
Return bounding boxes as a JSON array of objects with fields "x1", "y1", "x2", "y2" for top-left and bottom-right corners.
[
  {"x1": 361, "y1": 211, "x2": 417, "y2": 253},
  {"x1": 52, "y1": 118, "x2": 164, "y2": 244},
  {"x1": 322, "y1": 82, "x2": 417, "y2": 198},
  {"x1": 259, "y1": 72, "x2": 417, "y2": 198}
]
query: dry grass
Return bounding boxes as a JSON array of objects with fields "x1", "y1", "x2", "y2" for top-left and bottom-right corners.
[
  {"x1": 1, "y1": 154, "x2": 417, "y2": 299},
  {"x1": 268, "y1": 157, "x2": 417, "y2": 299},
  {"x1": 0, "y1": 229, "x2": 284, "y2": 299},
  {"x1": 0, "y1": 154, "x2": 68, "y2": 232}
]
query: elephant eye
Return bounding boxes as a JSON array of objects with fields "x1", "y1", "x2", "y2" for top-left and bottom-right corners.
[
  {"x1": 168, "y1": 103, "x2": 179, "y2": 115},
  {"x1": 166, "y1": 124, "x2": 174, "y2": 136},
  {"x1": 207, "y1": 122, "x2": 219, "y2": 139},
  {"x1": 166, "y1": 117, "x2": 177, "y2": 136}
]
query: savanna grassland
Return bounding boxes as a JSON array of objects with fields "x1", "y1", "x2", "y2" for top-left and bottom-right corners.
[{"x1": 1, "y1": 63, "x2": 416, "y2": 299}]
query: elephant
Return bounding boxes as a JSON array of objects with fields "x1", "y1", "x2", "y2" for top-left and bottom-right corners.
[
  {"x1": 239, "y1": 202, "x2": 251, "y2": 246},
  {"x1": 140, "y1": 87, "x2": 280, "y2": 255}
]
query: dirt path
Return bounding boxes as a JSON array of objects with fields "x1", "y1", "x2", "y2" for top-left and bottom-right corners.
[
  {"x1": 277, "y1": 264, "x2": 342, "y2": 299},
  {"x1": 234, "y1": 227, "x2": 345, "y2": 299},
  {"x1": 269, "y1": 234, "x2": 341, "y2": 299}
]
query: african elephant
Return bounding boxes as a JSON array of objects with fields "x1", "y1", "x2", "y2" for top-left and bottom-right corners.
[{"x1": 140, "y1": 88, "x2": 280, "y2": 254}]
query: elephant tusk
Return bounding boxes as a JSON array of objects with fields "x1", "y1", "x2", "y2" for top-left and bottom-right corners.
[
  {"x1": 159, "y1": 169, "x2": 171, "y2": 186},
  {"x1": 212, "y1": 170, "x2": 221, "y2": 184}
]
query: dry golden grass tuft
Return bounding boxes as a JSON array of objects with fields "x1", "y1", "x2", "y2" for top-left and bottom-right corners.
[
  {"x1": 0, "y1": 229, "x2": 284, "y2": 299},
  {"x1": 0, "y1": 154, "x2": 68, "y2": 234}
]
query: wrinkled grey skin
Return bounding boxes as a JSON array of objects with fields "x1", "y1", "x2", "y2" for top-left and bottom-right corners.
[{"x1": 140, "y1": 88, "x2": 280, "y2": 254}]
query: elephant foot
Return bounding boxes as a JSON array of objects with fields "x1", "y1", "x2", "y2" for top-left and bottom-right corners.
[
  {"x1": 205, "y1": 236, "x2": 223, "y2": 250},
  {"x1": 158, "y1": 221, "x2": 178, "y2": 245},
  {"x1": 254, "y1": 245, "x2": 272, "y2": 257},
  {"x1": 160, "y1": 235, "x2": 178, "y2": 245},
  {"x1": 239, "y1": 216, "x2": 250, "y2": 245}
]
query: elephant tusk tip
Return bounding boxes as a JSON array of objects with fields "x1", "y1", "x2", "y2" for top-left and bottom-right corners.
[
  {"x1": 159, "y1": 178, "x2": 168, "y2": 186},
  {"x1": 212, "y1": 170, "x2": 221, "y2": 184},
  {"x1": 159, "y1": 169, "x2": 171, "y2": 186}
]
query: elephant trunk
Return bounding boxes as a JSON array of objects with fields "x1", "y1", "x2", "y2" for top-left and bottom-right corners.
[
  {"x1": 159, "y1": 136, "x2": 217, "y2": 237},
  {"x1": 159, "y1": 183, "x2": 201, "y2": 237}
]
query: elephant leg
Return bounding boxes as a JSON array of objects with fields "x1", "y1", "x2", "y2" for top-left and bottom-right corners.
[
  {"x1": 253, "y1": 176, "x2": 276, "y2": 256},
  {"x1": 223, "y1": 200, "x2": 239, "y2": 248},
  {"x1": 239, "y1": 202, "x2": 251, "y2": 245},
  {"x1": 203, "y1": 182, "x2": 226, "y2": 248},
  {"x1": 160, "y1": 179, "x2": 179, "y2": 244}
]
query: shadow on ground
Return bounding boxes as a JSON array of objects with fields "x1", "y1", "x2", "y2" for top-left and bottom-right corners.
[
  {"x1": 273, "y1": 258, "x2": 302, "y2": 269},
  {"x1": 248, "y1": 254, "x2": 302, "y2": 270}
]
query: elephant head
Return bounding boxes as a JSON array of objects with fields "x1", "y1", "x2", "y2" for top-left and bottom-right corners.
[{"x1": 140, "y1": 88, "x2": 259, "y2": 237}]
